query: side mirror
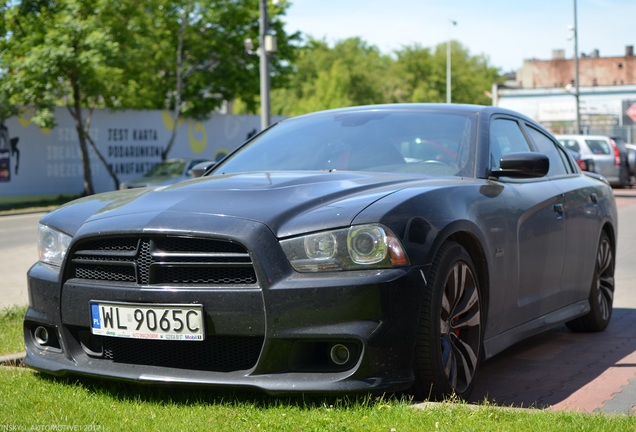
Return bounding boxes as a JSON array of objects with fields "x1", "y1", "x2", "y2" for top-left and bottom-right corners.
[
  {"x1": 491, "y1": 152, "x2": 549, "y2": 179},
  {"x1": 191, "y1": 161, "x2": 216, "y2": 178}
]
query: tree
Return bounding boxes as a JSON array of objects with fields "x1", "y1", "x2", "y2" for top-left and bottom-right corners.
[
  {"x1": 434, "y1": 41, "x2": 501, "y2": 105},
  {"x1": 270, "y1": 37, "x2": 391, "y2": 116},
  {"x1": 268, "y1": 38, "x2": 502, "y2": 117},
  {"x1": 389, "y1": 41, "x2": 501, "y2": 105},
  {"x1": 0, "y1": 0, "x2": 299, "y2": 194},
  {"x1": 140, "y1": 0, "x2": 299, "y2": 159},
  {"x1": 385, "y1": 44, "x2": 440, "y2": 103},
  {"x1": 0, "y1": 0, "x2": 162, "y2": 194}
]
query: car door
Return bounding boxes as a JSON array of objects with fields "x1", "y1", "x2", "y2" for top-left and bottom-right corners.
[
  {"x1": 489, "y1": 117, "x2": 566, "y2": 328},
  {"x1": 526, "y1": 126, "x2": 600, "y2": 305}
]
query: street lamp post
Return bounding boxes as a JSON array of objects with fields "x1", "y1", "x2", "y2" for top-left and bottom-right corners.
[
  {"x1": 245, "y1": 1, "x2": 277, "y2": 130},
  {"x1": 573, "y1": 0, "x2": 581, "y2": 134},
  {"x1": 259, "y1": 0, "x2": 271, "y2": 131},
  {"x1": 446, "y1": 20, "x2": 457, "y2": 104}
]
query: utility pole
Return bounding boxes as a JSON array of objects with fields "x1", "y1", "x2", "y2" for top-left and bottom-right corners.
[
  {"x1": 446, "y1": 20, "x2": 457, "y2": 104},
  {"x1": 573, "y1": 0, "x2": 581, "y2": 133}
]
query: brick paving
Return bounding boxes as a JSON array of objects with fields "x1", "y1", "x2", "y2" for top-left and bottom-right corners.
[
  {"x1": 470, "y1": 189, "x2": 636, "y2": 413},
  {"x1": 469, "y1": 309, "x2": 636, "y2": 413}
]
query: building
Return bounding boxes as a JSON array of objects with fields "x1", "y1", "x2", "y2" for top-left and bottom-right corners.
[
  {"x1": 516, "y1": 46, "x2": 635, "y2": 89},
  {"x1": 495, "y1": 46, "x2": 636, "y2": 142}
]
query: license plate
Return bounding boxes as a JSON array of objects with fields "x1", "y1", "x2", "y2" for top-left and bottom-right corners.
[{"x1": 90, "y1": 301, "x2": 205, "y2": 341}]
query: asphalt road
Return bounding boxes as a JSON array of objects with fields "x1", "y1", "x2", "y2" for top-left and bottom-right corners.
[
  {"x1": 2, "y1": 189, "x2": 636, "y2": 413},
  {"x1": 0, "y1": 212, "x2": 40, "y2": 308}
]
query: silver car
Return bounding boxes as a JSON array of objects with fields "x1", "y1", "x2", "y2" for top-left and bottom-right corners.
[
  {"x1": 556, "y1": 134, "x2": 626, "y2": 187},
  {"x1": 119, "y1": 158, "x2": 213, "y2": 190}
]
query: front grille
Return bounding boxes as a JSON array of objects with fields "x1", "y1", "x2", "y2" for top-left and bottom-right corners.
[
  {"x1": 102, "y1": 335, "x2": 263, "y2": 372},
  {"x1": 67, "y1": 236, "x2": 256, "y2": 286}
]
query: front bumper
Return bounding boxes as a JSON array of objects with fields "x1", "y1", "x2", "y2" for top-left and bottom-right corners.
[{"x1": 24, "y1": 221, "x2": 426, "y2": 394}]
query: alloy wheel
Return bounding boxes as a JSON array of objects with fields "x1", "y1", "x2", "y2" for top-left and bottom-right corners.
[{"x1": 439, "y1": 261, "x2": 481, "y2": 394}]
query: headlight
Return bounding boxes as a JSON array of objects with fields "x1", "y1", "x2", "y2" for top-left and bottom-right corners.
[
  {"x1": 280, "y1": 224, "x2": 409, "y2": 272},
  {"x1": 38, "y1": 224, "x2": 72, "y2": 267}
]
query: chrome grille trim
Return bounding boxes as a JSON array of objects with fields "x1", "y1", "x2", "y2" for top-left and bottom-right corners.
[{"x1": 67, "y1": 236, "x2": 257, "y2": 286}]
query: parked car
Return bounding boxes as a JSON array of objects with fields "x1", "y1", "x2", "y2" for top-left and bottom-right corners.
[
  {"x1": 25, "y1": 104, "x2": 617, "y2": 400},
  {"x1": 556, "y1": 134, "x2": 628, "y2": 187},
  {"x1": 610, "y1": 136, "x2": 634, "y2": 186},
  {"x1": 119, "y1": 158, "x2": 213, "y2": 189},
  {"x1": 566, "y1": 149, "x2": 595, "y2": 172},
  {"x1": 627, "y1": 143, "x2": 636, "y2": 182},
  {"x1": 610, "y1": 136, "x2": 632, "y2": 186},
  {"x1": 190, "y1": 160, "x2": 217, "y2": 178}
]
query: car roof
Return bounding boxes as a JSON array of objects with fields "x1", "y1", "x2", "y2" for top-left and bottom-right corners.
[
  {"x1": 555, "y1": 134, "x2": 611, "y2": 140},
  {"x1": 285, "y1": 103, "x2": 534, "y2": 122}
]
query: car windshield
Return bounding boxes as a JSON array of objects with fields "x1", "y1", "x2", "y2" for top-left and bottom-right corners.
[
  {"x1": 214, "y1": 109, "x2": 477, "y2": 177},
  {"x1": 144, "y1": 160, "x2": 187, "y2": 177}
]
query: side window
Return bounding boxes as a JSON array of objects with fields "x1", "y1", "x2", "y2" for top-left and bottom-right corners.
[
  {"x1": 526, "y1": 126, "x2": 569, "y2": 176},
  {"x1": 556, "y1": 144, "x2": 577, "y2": 174},
  {"x1": 490, "y1": 118, "x2": 531, "y2": 169}
]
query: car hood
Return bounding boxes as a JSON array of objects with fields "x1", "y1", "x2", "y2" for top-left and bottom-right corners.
[{"x1": 42, "y1": 171, "x2": 443, "y2": 238}]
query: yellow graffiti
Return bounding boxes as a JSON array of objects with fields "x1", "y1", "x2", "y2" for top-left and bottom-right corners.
[
  {"x1": 214, "y1": 149, "x2": 230, "y2": 162},
  {"x1": 162, "y1": 111, "x2": 207, "y2": 154},
  {"x1": 162, "y1": 110, "x2": 184, "y2": 132},
  {"x1": 17, "y1": 107, "x2": 51, "y2": 135},
  {"x1": 17, "y1": 108, "x2": 31, "y2": 127},
  {"x1": 188, "y1": 120, "x2": 207, "y2": 154}
]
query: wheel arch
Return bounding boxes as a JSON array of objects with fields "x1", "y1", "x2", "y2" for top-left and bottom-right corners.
[
  {"x1": 422, "y1": 224, "x2": 490, "y2": 327},
  {"x1": 602, "y1": 221, "x2": 617, "y2": 259},
  {"x1": 446, "y1": 230, "x2": 490, "y2": 323}
]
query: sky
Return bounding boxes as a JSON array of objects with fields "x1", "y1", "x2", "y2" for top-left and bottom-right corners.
[{"x1": 282, "y1": 0, "x2": 636, "y2": 72}]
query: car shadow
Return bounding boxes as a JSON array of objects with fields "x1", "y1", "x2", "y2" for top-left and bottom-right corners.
[
  {"x1": 20, "y1": 310, "x2": 636, "y2": 410},
  {"x1": 468, "y1": 307, "x2": 636, "y2": 409}
]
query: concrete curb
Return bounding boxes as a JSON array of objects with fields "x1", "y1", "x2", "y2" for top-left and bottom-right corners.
[{"x1": 0, "y1": 352, "x2": 25, "y2": 367}]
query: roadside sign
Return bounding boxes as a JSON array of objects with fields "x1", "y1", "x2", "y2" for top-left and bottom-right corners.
[{"x1": 627, "y1": 103, "x2": 636, "y2": 123}]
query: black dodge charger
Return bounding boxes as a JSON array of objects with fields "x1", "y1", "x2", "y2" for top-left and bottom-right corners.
[{"x1": 24, "y1": 104, "x2": 617, "y2": 399}]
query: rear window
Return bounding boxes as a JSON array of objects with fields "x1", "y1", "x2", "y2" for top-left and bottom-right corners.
[
  {"x1": 585, "y1": 139, "x2": 611, "y2": 155},
  {"x1": 559, "y1": 139, "x2": 580, "y2": 153}
]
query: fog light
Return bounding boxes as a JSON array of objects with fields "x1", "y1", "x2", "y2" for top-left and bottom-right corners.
[
  {"x1": 329, "y1": 343, "x2": 351, "y2": 366},
  {"x1": 34, "y1": 326, "x2": 49, "y2": 345}
]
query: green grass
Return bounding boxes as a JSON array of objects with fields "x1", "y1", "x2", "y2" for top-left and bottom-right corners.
[
  {"x1": 2, "y1": 306, "x2": 635, "y2": 430},
  {"x1": 1, "y1": 369, "x2": 635, "y2": 431},
  {"x1": 0, "y1": 305, "x2": 26, "y2": 355}
]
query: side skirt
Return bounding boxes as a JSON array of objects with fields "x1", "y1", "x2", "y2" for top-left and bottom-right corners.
[{"x1": 483, "y1": 299, "x2": 590, "y2": 360}]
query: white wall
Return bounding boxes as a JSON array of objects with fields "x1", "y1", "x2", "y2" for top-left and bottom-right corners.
[{"x1": 0, "y1": 108, "x2": 277, "y2": 203}]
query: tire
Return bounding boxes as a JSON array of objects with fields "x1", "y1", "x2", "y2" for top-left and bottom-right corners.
[
  {"x1": 628, "y1": 148, "x2": 636, "y2": 177},
  {"x1": 413, "y1": 241, "x2": 482, "y2": 401},
  {"x1": 566, "y1": 231, "x2": 614, "y2": 332}
]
